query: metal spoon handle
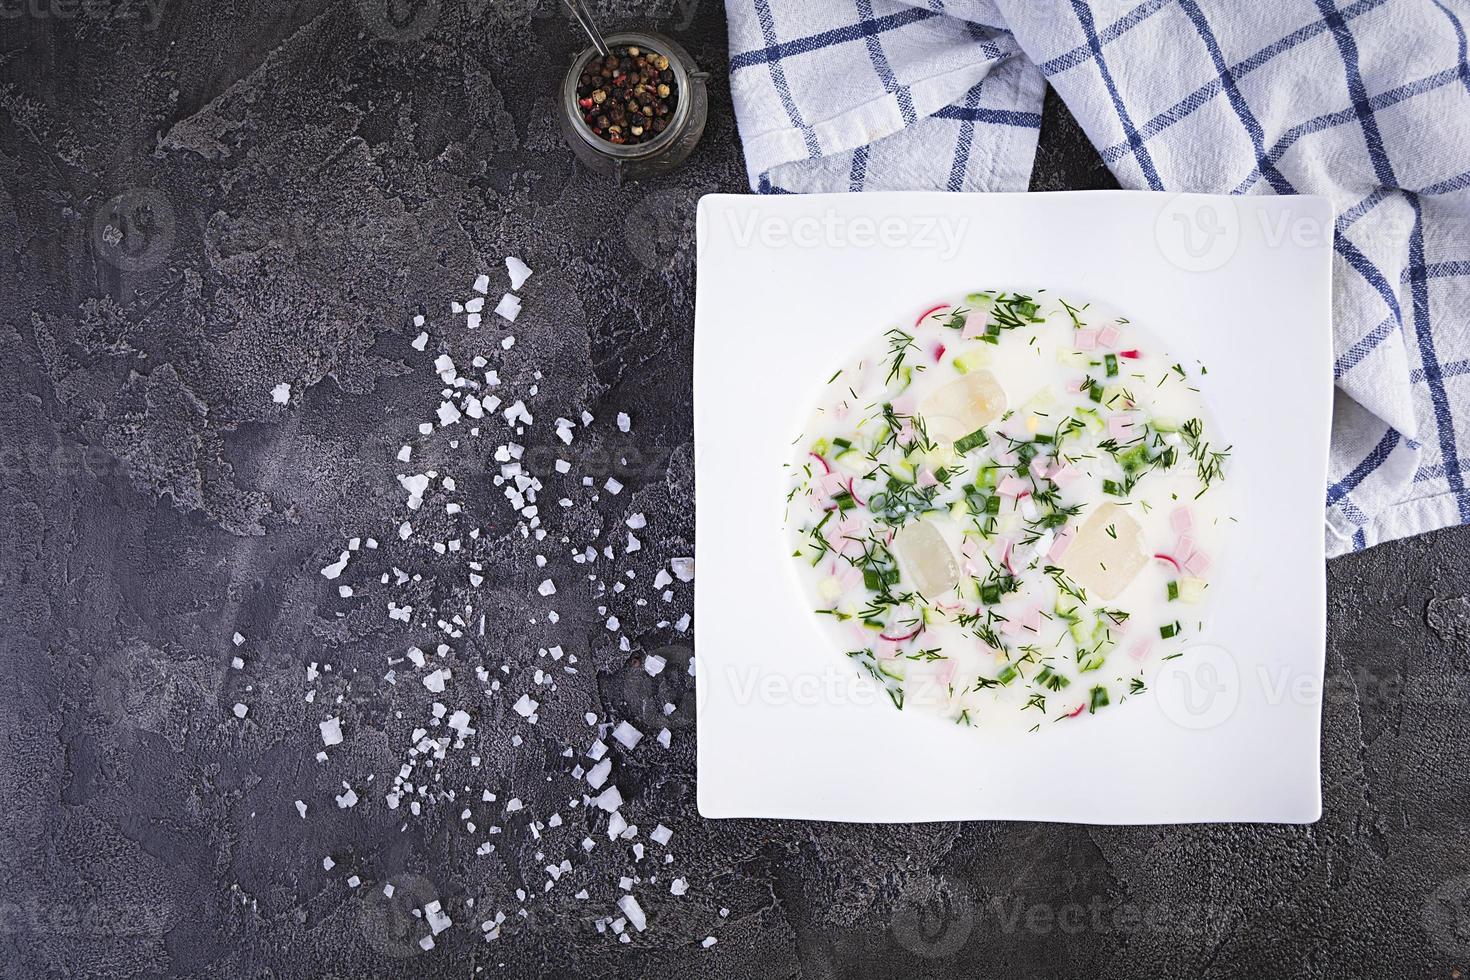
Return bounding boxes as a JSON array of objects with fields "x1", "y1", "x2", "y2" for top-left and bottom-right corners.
[{"x1": 562, "y1": 0, "x2": 611, "y2": 58}]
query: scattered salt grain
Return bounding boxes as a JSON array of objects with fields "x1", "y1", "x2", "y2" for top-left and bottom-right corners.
[
  {"x1": 612, "y1": 721, "x2": 642, "y2": 750},
  {"x1": 618, "y1": 895, "x2": 647, "y2": 932},
  {"x1": 320, "y1": 552, "x2": 349, "y2": 580},
  {"x1": 616, "y1": 412, "x2": 631, "y2": 432},
  {"x1": 232, "y1": 702, "x2": 248, "y2": 719},
  {"x1": 643, "y1": 655, "x2": 666, "y2": 676},
  {"x1": 319, "y1": 717, "x2": 343, "y2": 746},
  {"x1": 671, "y1": 558, "x2": 695, "y2": 582},
  {"x1": 271, "y1": 382, "x2": 291, "y2": 405},
  {"x1": 537, "y1": 579, "x2": 556, "y2": 597},
  {"x1": 651, "y1": 824, "x2": 673, "y2": 845},
  {"x1": 506, "y1": 256, "x2": 532, "y2": 290},
  {"x1": 494, "y1": 293, "x2": 521, "y2": 322},
  {"x1": 670, "y1": 878, "x2": 688, "y2": 896},
  {"x1": 411, "y1": 331, "x2": 429, "y2": 351},
  {"x1": 473, "y1": 273, "x2": 490, "y2": 294}
]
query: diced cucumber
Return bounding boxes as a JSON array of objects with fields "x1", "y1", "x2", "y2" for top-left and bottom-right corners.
[
  {"x1": 878, "y1": 659, "x2": 907, "y2": 681},
  {"x1": 1178, "y1": 578, "x2": 1207, "y2": 603}
]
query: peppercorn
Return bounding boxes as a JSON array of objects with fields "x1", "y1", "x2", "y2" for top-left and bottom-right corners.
[{"x1": 575, "y1": 43, "x2": 679, "y2": 147}]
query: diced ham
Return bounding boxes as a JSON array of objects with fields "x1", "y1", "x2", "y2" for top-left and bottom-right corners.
[
  {"x1": 1176, "y1": 534, "x2": 1197, "y2": 560},
  {"x1": 1184, "y1": 552, "x2": 1212, "y2": 576},
  {"x1": 1128, "y1": 638, "x2": 1153, "y2": 661},
  {"x1": 1098, "y1": 324, "x2": 1121, "y2": 347},
  {"x1": 1074, "y1": 329, "x2": 1097, "y2": 350},
  {"x1": 998, "y1": 475, "x2": 1029, "y2": 497},
  {"x1": 1049, "y1": 463, "x2": 1081, "y2": 486},
  {"x1": 1108, "y1": 415, "x2": 1135, "y2": 440},
  {"x1": 935, "y1": 659, "x2": 957, "y2": 685},
  {"x1": 1170, "y1": 507, "x2": 1193, "y2": 533},
  {"x1": 1048, "y1": 528, "x2": 1074, "y2": 559}
]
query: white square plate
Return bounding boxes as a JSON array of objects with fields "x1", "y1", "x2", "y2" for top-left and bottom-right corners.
[{"x1": 694, "y1": 191, "x2": 1333, "y2": 824}]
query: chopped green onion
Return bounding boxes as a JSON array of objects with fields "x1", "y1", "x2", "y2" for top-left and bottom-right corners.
[
  {"x1": 1160, "y1": 621, "x2": 1180, "y2": 639},
  {"x1": 954, "y1": 427, "x2": 989, "y2": 454},
  {"x1": 1088, "y1": 685, "x2": 1110, "y2": 713}
]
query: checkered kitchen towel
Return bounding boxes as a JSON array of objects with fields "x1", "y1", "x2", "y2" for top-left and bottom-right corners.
[{"x1": 725, "y1": 0, "x2": 1470, "y2": 556}]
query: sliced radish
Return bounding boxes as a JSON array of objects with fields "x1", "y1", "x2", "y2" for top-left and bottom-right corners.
[
  {"x1": 1153, "y1": 553, "x2": 1182, "y2": 572},
  {"x1": 809, "y1": 452, "x2": 831, "y2": 474},
  {"x1": 933, "y1": 343, "x2": 946, "y2": 363},
  {"x1": 880, "y1": 624, "x2": 924, "y2": 643},
  {"x1": 1119, "y1": 349, "x2": 1142, "y2": 359},
  {"x1": 915, "y1": 303, "x2": 948, "y2": 327},
  {"x1": 1065, "y1": 703, "x2": 1086, "y2": 718},
  {"x1": 847, "y1": 478, "x2": 866, "y2": 507}
]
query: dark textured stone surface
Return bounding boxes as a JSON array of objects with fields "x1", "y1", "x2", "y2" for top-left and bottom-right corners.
[{"x1": 3, "y1": 4, "x2": 1469, "y2": 979}]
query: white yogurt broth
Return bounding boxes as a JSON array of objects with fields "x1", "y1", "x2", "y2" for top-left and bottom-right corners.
[{"x1": 784, "y1": 291, "x2": 1235, "y2": 730}]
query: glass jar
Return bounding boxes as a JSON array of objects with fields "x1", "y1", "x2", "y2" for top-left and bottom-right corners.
[{"x1": 559, "y1": 30, "x2": 709, "y2": 185}]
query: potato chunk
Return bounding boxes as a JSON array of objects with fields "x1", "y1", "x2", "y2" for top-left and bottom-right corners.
[
  {"x1": 892, "y1": 520, "x2": 960, "y2": 597},
  {"x1": 921, "y1": 370, "x2": 1007, "y2": 443},
  {"x1": 1059, "y1": 503, "x2": 1148, "y2": 600}
]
